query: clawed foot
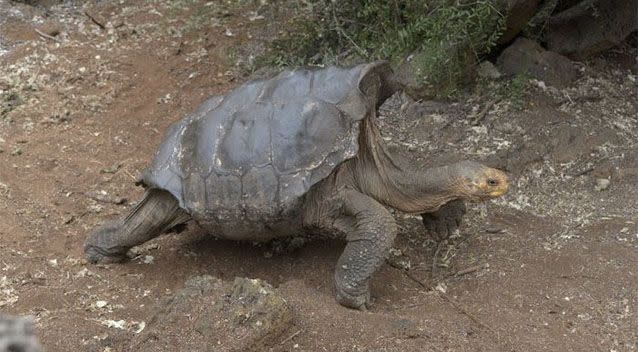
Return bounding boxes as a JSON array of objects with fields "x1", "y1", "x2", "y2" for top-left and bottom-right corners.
[
  {"x1": 84, "y1": 223, "x2": 130, "y2": 264},
  {"x1": 335, "y1": 285, "x2": 371, "y2": 310}
]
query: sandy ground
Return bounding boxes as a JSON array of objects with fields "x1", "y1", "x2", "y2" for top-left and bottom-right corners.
[{"x1": 0, "y1": 1, "x2": 636, "y2": 351}]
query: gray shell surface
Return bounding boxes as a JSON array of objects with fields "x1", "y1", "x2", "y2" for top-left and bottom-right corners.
[{"x1": 141, "y1": 62, "x2": 389, "y2": 238}]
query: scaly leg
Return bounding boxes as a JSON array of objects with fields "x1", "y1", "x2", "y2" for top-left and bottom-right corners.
[{"x1": 84, "y1": 189, "x2": 190, "y2": 263}]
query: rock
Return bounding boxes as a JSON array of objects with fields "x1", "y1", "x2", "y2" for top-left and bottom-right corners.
[
  {"x1": 477, "y1": 61, "x2": 502, "y2": 80},
  {"x1": 134, "y1": 276, "x2": 293, "y2": 352},
  {"x1": 36, "y1": 20, "x2": 61, "y2": 37},
  {"x1": 546, "y1": 0, "x2": 638, "y2": 59},
  {"x1": 594, "y1": 178, "x2": 610, "y2": 191},
  {"x1": 521, "y1": 0, "x2": 559, "y2": 39},
  {"x1": 225, "y1": 277, "x2": 292, "y2": 348},
  {"x1": 0, "y1": 315, "x2": 43, "y2": 352},
  {"x1": 499, "y1": 0, "x2": 542, "y2": 43},
  {"x1": 497, "y1": 37, "x2": 578, "y2": 87}
]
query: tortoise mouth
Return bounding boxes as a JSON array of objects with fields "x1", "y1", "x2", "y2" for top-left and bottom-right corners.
[{"x1": 488, "y1": 184, "x2": 508, "y2": 198}]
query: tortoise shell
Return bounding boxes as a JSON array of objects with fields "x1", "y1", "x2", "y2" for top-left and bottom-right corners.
[{"x1": 140, "y1": 62, "x2": 392, "y2": 239}]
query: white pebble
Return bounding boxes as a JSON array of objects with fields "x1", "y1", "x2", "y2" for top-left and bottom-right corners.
[{"x1": 594, "y1": 178, "x2": 610, "y2": 191}]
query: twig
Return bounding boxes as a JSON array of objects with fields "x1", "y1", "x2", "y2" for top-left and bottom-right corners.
[
  {"x1": 436, "y1": 292, "x2": 495, "y2": 334},
  {"x1": 404, "y1": 269, "x2": 432, "y2": 291},
  {"x1": 331, "y1": 7, "x2": 367, "y2": 58},
  {"x1": 84, "y1": 10, "x2": 106, "y2": 30},
  {"x1": 85, "y1": 192, "x2": 127, "y2": 205},
  {"x1": 280, "y1": 329, "x2": 302, "y2": 345},
  {"x1": 34, "y1": 28, "x2": 61, "y2": 43},
  {"x1": 569, "y1": 166, "x2": 594, "y2": 177},
  {"x1": 401, "y1": 268, "x2": 490, "y2": 330},
  {"x1": 396, "y1": 267, "x2": 514, "y2": 351},
  {"x1": 453, "y1": 263, "x2": 489, "y2": 277},
  {"x1": 431, "y1": 240, "x2": 445, "y2": 277},
  {"x1": 556, "y1": 93, "x2": 602, "y2": 105}
]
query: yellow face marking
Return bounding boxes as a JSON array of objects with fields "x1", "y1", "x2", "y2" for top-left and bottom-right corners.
[
  {"x1": 457, "y1": 165, "x2": 510, "y2": 202},
  {"x1": 488, "y1": 186, "x2": 508, "y2": 198}
]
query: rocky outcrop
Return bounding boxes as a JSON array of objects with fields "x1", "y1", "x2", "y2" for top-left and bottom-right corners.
[
  {"x1": 545, "y1": 0, "x2": 638, "y2": 59},
  {"x1": 499, "y1": 0, "x2": 542, "y2": 43},
  {"x1": 497, "y1": 37, "x2": 578, "y2": 87}
]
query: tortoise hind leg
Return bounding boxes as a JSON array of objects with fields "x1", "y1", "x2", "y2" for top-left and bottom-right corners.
[{"x1": 84, "y1": 189, "x2": 190, "y2": 264}]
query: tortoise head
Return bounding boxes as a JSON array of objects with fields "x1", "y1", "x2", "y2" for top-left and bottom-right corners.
[{"x1": 452, "y1": 161, "x2": 509, "y2": 202}]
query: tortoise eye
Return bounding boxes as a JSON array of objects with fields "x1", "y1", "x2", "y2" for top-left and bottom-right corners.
[{"x1": 487, "y1": 179, "x2": 498, "y2": 186}]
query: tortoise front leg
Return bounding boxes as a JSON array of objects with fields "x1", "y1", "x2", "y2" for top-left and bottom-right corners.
[
  {"x1": 421, "y1": 199, "x2": 466, "y2": 241},
  {"x1": 84, "y1": 189, "x2": 190, "y2": 264},
  {"x1": 334, "y1": 189, "x2": 398, "y2": 310}
]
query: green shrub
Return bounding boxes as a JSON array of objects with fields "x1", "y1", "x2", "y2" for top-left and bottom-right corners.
[
  {"x1": 505, "y1": 73, "x2": 530, "y2": 109},
  {"x1": 260, "y1": 0, "x2": 505, "y2": 97},
  {"x1": 477, "y1": 72, "x2": 530, "y2": 109}
]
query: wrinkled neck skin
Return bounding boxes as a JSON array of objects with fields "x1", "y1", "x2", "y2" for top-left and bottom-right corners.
[{"x1": 345, "y1": 118, "x2": 465, "y2": 214}]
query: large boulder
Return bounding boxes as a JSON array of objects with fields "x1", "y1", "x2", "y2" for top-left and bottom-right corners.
[
  {"x1": 498, "y1": 0, "x2": 543, "y2": 43},
  {"x1": 497, "y1": 37, "x2": 578, "y2": 87},
  {"x1": 546, "y1": 0, "x2": 638, "y2": 59}
]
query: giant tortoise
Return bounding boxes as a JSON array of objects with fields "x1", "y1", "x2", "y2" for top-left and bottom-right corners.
[{"x1": 85, "y1": 62, "x2": 508, "y2": 309}]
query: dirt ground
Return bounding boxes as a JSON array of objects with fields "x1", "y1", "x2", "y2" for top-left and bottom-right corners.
[{"x1": 0, "y1": 1, "x2": 636, "y2": 351}]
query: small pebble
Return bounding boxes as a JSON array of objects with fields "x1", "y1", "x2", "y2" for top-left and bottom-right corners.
[
  {"x1": 594, "y1": 178, "x2": 610, "y2": 191},
  {"x1": 485, "y1": 226, "x2": 504, "y2": 234},
  {"x1": 11, "y1": 147, "x2": 22, "y2": 156},
  {"x1": 75, "y1": 268, "x2": 95, "y2": 278}
]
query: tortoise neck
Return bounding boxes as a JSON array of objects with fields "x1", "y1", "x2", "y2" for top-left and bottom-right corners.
[{"x1": 352, "y1": 118, "x2": 462, "y2": 213}]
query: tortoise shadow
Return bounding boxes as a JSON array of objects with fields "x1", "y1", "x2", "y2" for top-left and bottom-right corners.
[
  {"x1": 166, "y1": 226, "x2": 344, "y2": 291},
  {"x1": 130, "y1": 222, "x2": 429, "y2": 309}
]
